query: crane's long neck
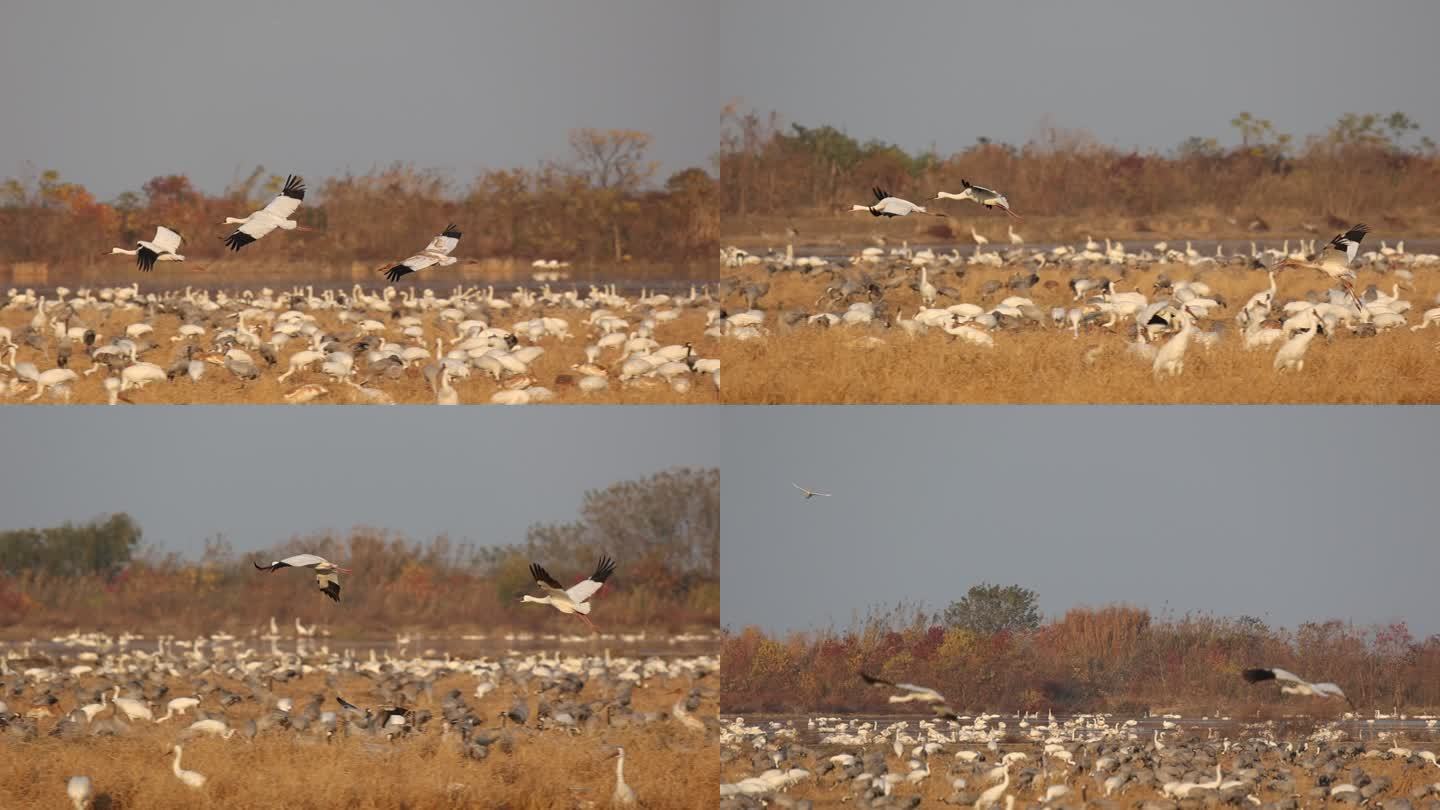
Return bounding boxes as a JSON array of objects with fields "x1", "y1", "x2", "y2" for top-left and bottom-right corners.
[
  {"x1": 172, "y1": 747, "x2": 184, "y2": 776},
  {"x1": 616, "y1": 751, "x2": 626, "y2": 785},
  {"x1": 225, "y1": 216, "x2": 248, "y2": 225},
  {"x1": 111, "y1": 247, "x2": 138, "y2": 256}
]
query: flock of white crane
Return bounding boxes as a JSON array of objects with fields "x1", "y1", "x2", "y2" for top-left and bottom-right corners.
[
  {"x1": 722, "y1": 669, "x2": 1440, "y2": 808},
  {"x1": 0, "y1": 278, "x2": 719, "y2": 403},
  {"x1": 724, "y1": 180, "x2": 1440, "y2": 382},
  {"x1": 2, "y1": 553, "x2": 717, "y2": 809}
]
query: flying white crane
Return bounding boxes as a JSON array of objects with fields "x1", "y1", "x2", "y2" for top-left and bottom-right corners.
[
  {"x1": 222, "y1": 174, "x2": 309, "y2": 250},
  {"x1": 850, "y1": 187, "x2": 946, "y2": 218},
  {"x1": 1274, "y1": 224, "x2": 1369, "y2": 309},
  {"x1": 520, "y1": 555, "x2": 616, "y2": 629},
  {"x1": 106, "y1": 226, "x2": 189, "y2": 272},
  {"x1": 1243, "y1": 667, "x2": 1353, "y2": 708},
  {"x1": 610, "y1": 747, "x2": 638, "y2": 806},
  {"x1": 859, "y1": 671, "x2": 959, "y2": 720},
  {"x1": 383, "y1": 224, "x2": 464, "y2": 282},
  {"x1": 931, "y1": 180, "x2": 1022, "y2": 219},
  {"x1": 252, "y1": 553, "x2": 350, "y2": 602},
  {"x1": 168, "y1": 744, "x2": 206, "y2": 789},
  {"x1": 792, "y1": 482, "x2": 832, "y2": 499}
]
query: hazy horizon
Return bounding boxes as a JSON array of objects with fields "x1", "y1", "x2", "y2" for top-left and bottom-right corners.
[
  {"x1": 720, "y1": 407, "x2": 1440, "y2": 637},
  {"x1": 720, "y1": 0, "x2": 1440, "y2": 158},
  {"x1": 0, "y1": 408, "x2": 720, "y2": 558},
  {"x1": 1, "y1": 0, "x2": 716, "y2": 199}
]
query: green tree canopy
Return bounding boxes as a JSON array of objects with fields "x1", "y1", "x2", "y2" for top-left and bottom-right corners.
[
  {"x1": 0, "y1": 513, "x2": 142, "y2": 576},
  {"x1": 943, "y1": 583, "x2": 1041, "y2": 635}
]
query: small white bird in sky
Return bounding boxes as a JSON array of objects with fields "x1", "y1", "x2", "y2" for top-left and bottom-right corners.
[
  {"x1": 932, "y1": 179, "x2": 1022, "y2": 219},
  {"x1": 792, "y1": 482, "x2": 832, "y2": 499},
  {"x1": 252, "y1": 553, "x2": 350, "y2": 602},
  {"x1": 383, "y1": 223, "x2": 464, "y2": 282},
  {"x1": 106, "y1": 226, "x2": 191, "y2": 272},
  {"x1": 850, "y1": 187, "x2": 946, "y2": 218},
  {"x1": 521, "y1": 555, "x2": 616, "y2": 629},
  {"x1": 1243, "y1": 667, "x2": 1354, "y2": 709},
  {"x1": 223, "y1": 174, "x2": 311, "y2": 250}
]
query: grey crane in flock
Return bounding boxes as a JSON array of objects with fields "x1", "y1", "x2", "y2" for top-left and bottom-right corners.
[
  {"x1": 222, "y1": 174, "x2": 310, "y2": 250},
  {"x1": 1242, "y1": 667, "x2": 1354, "y2": 709},
  {"x1": 1273, "y1": 223, "x2": 1369, "y2": 309},
  {"x1": 252, "y1": 553, "x2": 350, "y2": 602},
  {"x1": 520, "y1": 554, "x2": 617, "y2": 630},
  {"x1": 383, "y1": 224, "x2": 464, "y2": 282},
  {"x1": 858, "y1": 671, "x2": 960, "y2": 720},
  {"x1": 106, "y1": 226, "x2": 190, "y2": 272},
  {"x1": 932, "y1": 179, "x2": 1022, "y2": 219},
  {"x1": 792, "y1": 482, "x2": 832, "y2": 499},
  {"x1": 850, "y1": 187, "x2": 946, "y2": 218}
]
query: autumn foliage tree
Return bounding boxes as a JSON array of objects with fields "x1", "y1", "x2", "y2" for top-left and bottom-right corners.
[
  {"x1": 0, "y1": 131, "x2": 716, "y2": 268},
  {"x1": 0, "y1": 468, "x2": 718, "y2": 635}
]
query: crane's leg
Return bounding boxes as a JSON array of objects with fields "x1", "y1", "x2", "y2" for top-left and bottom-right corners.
[{"x1": 574, "y1": 612, "x2": 597, "y2": 631}]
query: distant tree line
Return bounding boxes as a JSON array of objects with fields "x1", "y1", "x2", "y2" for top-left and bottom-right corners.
[
  {"x1": 723, "y1": 591, "x2": 1440, "y2": 715},
  {"x1": 0, "y1": 467, "x2": 718, "y2": 633},
  {"x1": 0, "y1": 129, "x2": 716, "y2": 266},
  {"x1": 720, "y1": 104, "x2": 1440, "y2": 220}
]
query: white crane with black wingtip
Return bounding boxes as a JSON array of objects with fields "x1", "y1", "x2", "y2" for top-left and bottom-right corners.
[
  {"x1": 222, "y1": 174, "x2": 310, "y2": 250},
  {"x1": 792, "y1": 482, "x2": 832, "y2": 499},
  {"x1": 850, "y1": 187, "x2": 947, "y2": 218},
  {"x1": 859, "y1": 671, "x2": 960, "y2": 720},
  {"x1": 252, "y1": 553, "x2": 350, "y2": 602},
  {"x1": 383, "y1": 224, "x2": 464, "y2": 282},
  {"x1": 520, "y1": 555, "x2": 616, "y2": 629},
  {"x1": 106, "y1": 226, "x2": 191, "y2": 272},
  {"x1": 1273, "y1": 223, "x2": 1369, "y2": 310},
  {"x1": 1242, "y1": 667, "x2": 1354, "y2": 709},
  {"x1": 932, "y1": 179, "x2": 1022, "y2": 219}
]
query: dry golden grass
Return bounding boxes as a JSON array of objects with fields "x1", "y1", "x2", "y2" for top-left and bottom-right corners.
[
  {"x1": 2, "y1": 670, "x2": 717, "y2": 810},
  {"x1": 721, "y1": 262, "x2": 1440, "y2": 404},
  {"x1": 722, "y1": 735, "x2": 1440, "y2": 808},
  {"x1": 0, "y1": 307, "x2": 719, "y2": 405}
]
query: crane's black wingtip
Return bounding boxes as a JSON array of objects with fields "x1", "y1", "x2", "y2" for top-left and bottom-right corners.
[
  {"x1": 442, "y1": 223, "x2": 462, "y2": 239},
  {"x1": 383, "y1": 265, "x2": 413, "y2": 283},
  {"x1": 1241, "y1": 668, "x2": 1274, "y2": 684},
  {"x1": 859, "y1": 671, "x2": 888, "y2": 686},
  {"x1": 529, "y1": 562, "x2": 561, "y2": 589},
  {"x1": 252, "y1": 560, "x2": 268, "y2": 571},
  {"x1": 592, "y1": 554, "x2": 617, "y2": 583},
  {"x1": 282, "y1": 174, "x2": 306, "y2": 200},
  {"x1": 224, "y1": 232, "x2": 256, "y2": 251}
]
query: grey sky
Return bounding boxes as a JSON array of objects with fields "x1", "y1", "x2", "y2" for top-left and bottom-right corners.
[
  {"x1": 720, "y1": 407, "x2": 1440, "y2": 637},
  {"x1": 0, "y1": 0, "x2": 715, "y2": 199},
  {"x1": 0, "y1": 407, "x2": 719, "y2": 556},
  {"x1": 721, "y1": 0, "x2": 1440, "y2": 155}
]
